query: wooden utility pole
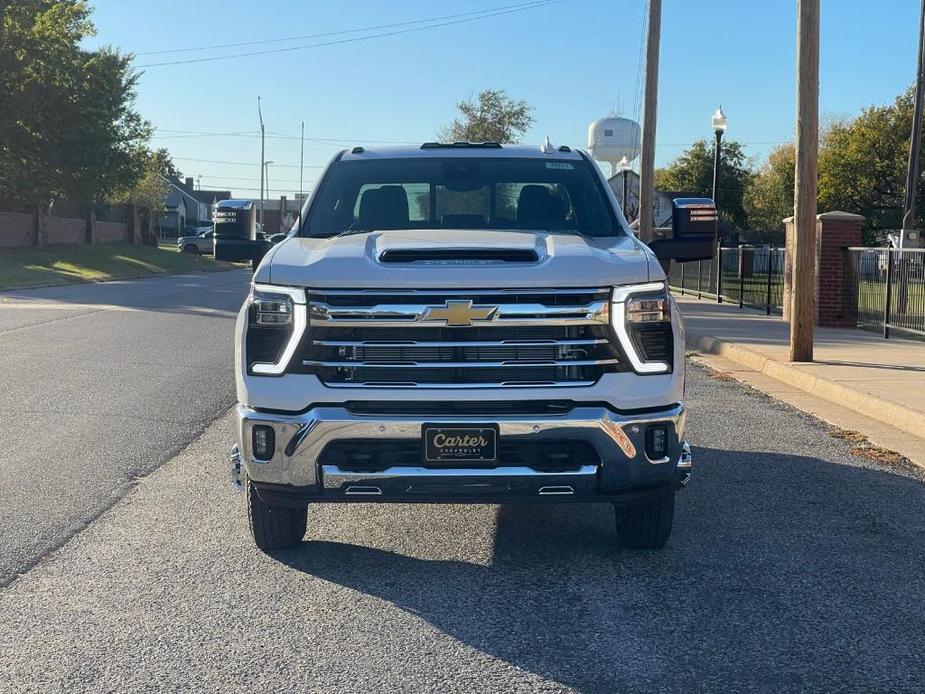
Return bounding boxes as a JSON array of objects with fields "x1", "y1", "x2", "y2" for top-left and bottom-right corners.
[
  {"x1": 638, "y1": 0, "x2": 661, "y2": 243},
  {"x1": 790, "y1": 0, "x2": 819, "y2": 362},
  {"x1": 901, "y1": 0, "x2": 925, "y2": 246}
]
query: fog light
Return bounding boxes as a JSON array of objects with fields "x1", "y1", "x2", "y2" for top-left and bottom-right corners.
[
  {"x1": 252, "y1": 425, "x2": 275, "y2": 460},
  {"x1": 646, "y1": 425, "x2": 669, "y2": 460}
]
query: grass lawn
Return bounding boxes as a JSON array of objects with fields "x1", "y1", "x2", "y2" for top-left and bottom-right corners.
[{"x1": 0, "y1": 243, "x2": 230, "y2": 290}]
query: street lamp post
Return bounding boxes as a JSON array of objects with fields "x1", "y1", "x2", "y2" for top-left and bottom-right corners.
[
  {"x1": 711, "y1": 106, "x2": 728, "y2": 206},
  {"x1": 710, "y1": 107, "x2": 728, "y2": 300},
  {"x1": 618, "y1": 156, "x2": 632, "y2": 220}
]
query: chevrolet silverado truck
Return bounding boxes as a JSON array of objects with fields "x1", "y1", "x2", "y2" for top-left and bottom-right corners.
[{"x1": 227, "y1": 141, "x2": 715, "y2": 551}]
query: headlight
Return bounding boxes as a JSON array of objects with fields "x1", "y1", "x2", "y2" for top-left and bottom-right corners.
[
  {"x1": 247, "y1": 284, "x2": 307, "y2": 375},
  {"x1": 611, "y1": 282, "x2": 673, "y2": 374}
]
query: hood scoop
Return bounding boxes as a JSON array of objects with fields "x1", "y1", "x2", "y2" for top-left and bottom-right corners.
[{"x1": 378, "y1": 248, "x2": 540, "y2": 264}]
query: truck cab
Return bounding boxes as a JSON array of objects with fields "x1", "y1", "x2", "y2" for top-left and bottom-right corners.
[{"x1": 231, "y1": 142, "x2": 713, "y2": 551}]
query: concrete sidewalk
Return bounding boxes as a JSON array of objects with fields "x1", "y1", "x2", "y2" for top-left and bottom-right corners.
[{"x1": 676, "y1": 295, "x2": 925, "y2": 458}]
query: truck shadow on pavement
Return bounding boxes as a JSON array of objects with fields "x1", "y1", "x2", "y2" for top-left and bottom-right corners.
[{"x1": 275, "y1": 446, "x2": 925, "y2": 692}]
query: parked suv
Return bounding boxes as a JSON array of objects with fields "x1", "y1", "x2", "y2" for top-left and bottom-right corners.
[
  {"x1": 177, "y1": 227, "x2": 214, "y2": 255},
  {"x1": 230, "y1": 142, "x2": 713, "y2": 551}
]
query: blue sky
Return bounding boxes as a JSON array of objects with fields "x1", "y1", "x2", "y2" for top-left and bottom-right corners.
[{"x1": 86, "y1": 0, "x2": 922, "y2": 198}]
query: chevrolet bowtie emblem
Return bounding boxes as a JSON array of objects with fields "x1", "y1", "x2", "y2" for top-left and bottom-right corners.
[{"x1": 420, "y1": 300, "x2": 498, "y2": 326}]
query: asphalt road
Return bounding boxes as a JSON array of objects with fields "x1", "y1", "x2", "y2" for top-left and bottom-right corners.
[
  {"x1": 0, "y1": 268, "x2": 251, "y2": 584},
  {"x1": 1, "y1": 363, "x2": 923, "y2": 693}
]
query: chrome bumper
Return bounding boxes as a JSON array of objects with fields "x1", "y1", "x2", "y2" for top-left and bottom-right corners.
[{"x1": 233, "y1": 402, "x2": 690, "y2": 499}]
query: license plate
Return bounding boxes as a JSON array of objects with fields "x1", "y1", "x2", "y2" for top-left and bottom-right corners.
[{"x1": 422, "y1": 424, "x2": 498, "y2": 464}]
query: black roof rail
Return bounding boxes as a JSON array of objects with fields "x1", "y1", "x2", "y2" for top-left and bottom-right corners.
[
  {"x1": 558, "y1": 145, "x2": 571, "y2": 152},
  {"x1": 420, "y1": 141, "x2": 503, "y2": 149},
  {"x1": 351, "y1": 146, "x2": 365, "y2": 154}
]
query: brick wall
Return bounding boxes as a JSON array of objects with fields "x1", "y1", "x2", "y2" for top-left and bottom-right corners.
[
  {"x1": 93, "y1": 220, "x2": 129, "y2": 244},
  {"x1": 0, "y1": 211, "x2": 130, "y2": 247},
  {"x1": 0, "y1": 212, "x2": 34, "y2": 248},
  {"x1": 44, "y1": 216, "x2": 85, "y2": 245}
]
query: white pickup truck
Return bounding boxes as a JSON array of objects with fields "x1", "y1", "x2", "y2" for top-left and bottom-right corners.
[{"x1": 227, "y1": 141, "x2": 715, "y2": 551}]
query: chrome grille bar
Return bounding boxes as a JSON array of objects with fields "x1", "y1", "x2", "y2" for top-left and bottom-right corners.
[
  {"x1": 310, "y1": 300, "x2": 609, "y2": 327},
  {"x1": 306, "y1": 287, "x2": 607, "y2": 296},
  {"x1": 301, "y1": 358, "x2": 620, "y2": 368},
  {"x1": 311, "y1": 338, "x2": 609, "y2": 348}
]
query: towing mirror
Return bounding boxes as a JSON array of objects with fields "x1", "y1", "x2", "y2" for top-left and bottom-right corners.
[
  {"x1": 648, "y1": 198, "x2": 717, "y2": 263},
  {"x1": 213, "y1": 199, "x2": 269, "y2": 264}
]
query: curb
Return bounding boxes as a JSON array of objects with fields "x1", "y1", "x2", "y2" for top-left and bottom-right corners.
[{"x1": 688, "y1": 332, "x2": 925, "y2": 440}]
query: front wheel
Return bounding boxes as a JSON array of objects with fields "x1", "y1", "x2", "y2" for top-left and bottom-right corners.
[
  {"x1": 182, "y1": 244, "x2": 199, "y2": 255},
  {"x1": 245, "y1": 476, "x2": 307, "y2": 551},
  {"x1": 614, "y1": 486, "x2": 675, "y2": 550}
]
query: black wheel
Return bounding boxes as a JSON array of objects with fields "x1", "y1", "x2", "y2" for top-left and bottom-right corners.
[
  {"x1": 182, "y1": 244, "x2": 199, "y2": 254},
  {"x1": 245, "y1": 476, "x2": 307, "y2": 551},
  {"x1": 614, "y1": 486, "x2": 675, "y2": 550}
]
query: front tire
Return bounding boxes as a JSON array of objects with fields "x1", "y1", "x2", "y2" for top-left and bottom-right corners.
[
  {"x1": 182, "y1": 244, "x2": 199, "y2": 254},
  {"x1": 614, "y1": 486, "x2": 675, "y2": 549},
  {"x1": 246, "y1": 476, "x2": 307, "y2": 551}
]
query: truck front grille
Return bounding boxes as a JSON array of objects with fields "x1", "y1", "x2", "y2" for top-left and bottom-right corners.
[{"x1": 293, "y1": 288, "x2": 625, "y2": 387}]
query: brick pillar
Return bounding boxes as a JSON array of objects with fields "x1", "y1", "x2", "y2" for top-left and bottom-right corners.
[
  {"x1": 784, "y1": 211, "x2": 864, "y2": 326},
  {"x1": 815, "y1": 211, "x2": 863, "y2": 327}
]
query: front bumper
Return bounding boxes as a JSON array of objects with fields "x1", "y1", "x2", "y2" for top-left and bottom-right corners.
[{"x1": 233, "y1": 402, "x2": 691, "y2": 503}]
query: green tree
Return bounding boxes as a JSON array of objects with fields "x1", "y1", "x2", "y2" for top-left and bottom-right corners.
[
  {"x1": 0, "y1": 1, "x2": 152, "y2": 241},
  {"x1": 439, "y1": 89, "x2": 534, "y2": 144},
  {"x1": 0, "y1": 0, "x2": 94, "y2": 210},
  {"x1": 743, "y1": 143, "x2": 795, "y2": 242},
  {"x1": 654, "y1": 139, "x2": 752, "y2": 230},
  {"x1": 118, "y1": 148, "x2": 177, "y2": 213},
  {"x1": 58, "y1": 46, "x2": 152, "y2": 240},
  {"x1": 817, "y1": 87, "x2": 922, "y2": 243}
]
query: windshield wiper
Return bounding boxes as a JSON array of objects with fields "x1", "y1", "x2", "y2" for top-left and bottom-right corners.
[{"x1": 324, "y1": 228, "x2": 377, "y2": 241}]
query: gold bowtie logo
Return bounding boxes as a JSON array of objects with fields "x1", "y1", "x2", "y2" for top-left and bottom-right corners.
[{"x1": 421, "y1": 300, "x2": 498, "y2": 326}]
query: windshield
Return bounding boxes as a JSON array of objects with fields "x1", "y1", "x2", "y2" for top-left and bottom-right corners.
[{"x1": 302, "y1": 156, "x2": 622, "y2": 238}]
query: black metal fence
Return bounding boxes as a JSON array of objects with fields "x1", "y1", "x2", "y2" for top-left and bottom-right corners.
[
  {"x1": 668, "y1": 245, "x2": 786, "y2": 314},
  {"x1": 844, "y1": 247, "x2": 925, "y2": 338}
]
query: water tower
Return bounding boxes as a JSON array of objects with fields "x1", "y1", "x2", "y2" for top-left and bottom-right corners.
[{"x1": 587, "y1": 116, "x2": 641, "y2": 176}]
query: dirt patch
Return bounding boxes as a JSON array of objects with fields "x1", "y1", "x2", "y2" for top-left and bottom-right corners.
[
  {"x1": 828, "y1": 428, "x2": 869, "y2": 444},
  {"x1": 708, "y1": 371, "x2": 737, "y2": 382},
  {"x1": 829, "y1": 427, "x2": 912, "y2": 467}
]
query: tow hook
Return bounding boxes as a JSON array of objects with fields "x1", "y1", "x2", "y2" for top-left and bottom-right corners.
[
  {"x1": 675, "y1": 441, "x2": 692, "y2": 488},
  {"x1": 230, "y1": 444, "x2": 243, "y2": 492}
]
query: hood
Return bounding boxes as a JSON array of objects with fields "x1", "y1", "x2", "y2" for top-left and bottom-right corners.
[{"x1": 258, "y1": 229, "x2": 655, "y2": 289}]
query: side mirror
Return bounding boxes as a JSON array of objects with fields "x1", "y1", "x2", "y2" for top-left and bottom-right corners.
[
  {"x1": 213, "y1": 199, "x2": 268, "y2": 263},
  {"x1": 648, "y1": 198, "x2": 717, "y2": 262}
]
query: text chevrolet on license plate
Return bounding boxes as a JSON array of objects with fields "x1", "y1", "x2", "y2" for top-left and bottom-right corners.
[{"x1": 422, "y1": 425, "x2": 498, "y2": 464}]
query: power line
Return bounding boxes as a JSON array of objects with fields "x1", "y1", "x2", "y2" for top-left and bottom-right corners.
[
  {"x1": 153, "y1": 129, "x2": 418, "y2": 145},
  {"x1": 200, "y1": 184, "x2": 312, "y2": 193},
  {"x1": 135, "y1": 1, "x2": 559, "y2": 68},
  {"x1": 194, "y1": 173, "x2": 308, "y2": 184},
  {"x1": 171, "y1": 156, "x2": 318, "y2": 168},
  {"x1": 136, "y1": 1, "x2": 553, "y2": 56}
]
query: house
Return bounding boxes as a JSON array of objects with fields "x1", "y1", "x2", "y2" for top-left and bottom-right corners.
[
  {"x1": 159, "y1": 176, "x2": 230, "y2": 238},
  {"x1": 255, "y1": 196, "x2": 303, "y2": 235}
]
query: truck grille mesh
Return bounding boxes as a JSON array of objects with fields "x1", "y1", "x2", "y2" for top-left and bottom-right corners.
[{"x1": 293, "y1": 288, "x2": 625, "y2": 387}]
